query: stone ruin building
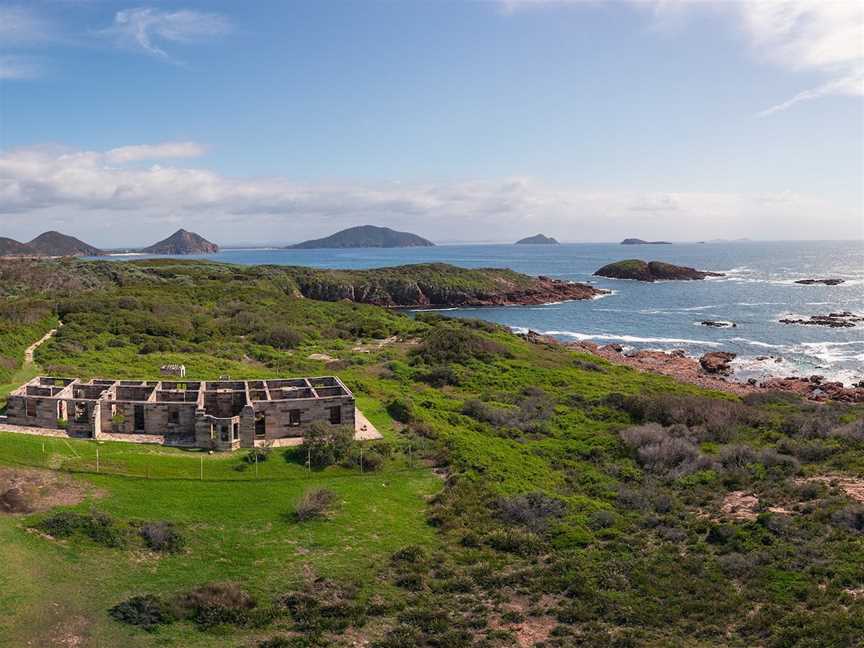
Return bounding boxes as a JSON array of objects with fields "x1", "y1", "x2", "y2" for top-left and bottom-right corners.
[
  {"x1": 160, "y1": 363, "x2": 187, "y2": 378},
  {"x1": 6, "y1": 376, "x2": 355, "y2": 451}
]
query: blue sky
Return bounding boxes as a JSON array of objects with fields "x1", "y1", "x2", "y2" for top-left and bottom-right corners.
[{"x1": 0, "y1": 0, "x2": 862, "y2": 245}]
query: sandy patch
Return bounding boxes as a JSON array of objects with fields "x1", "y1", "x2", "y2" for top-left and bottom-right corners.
[
  {"x1": 49, "y1": 614, "x2": 90, "y2": 648},
  {"x1": 307, "y1": 353, "x2": 339, "y2": 362},
  {"x1": 0, "y1": 467, "x2": 93, "y2": 514},
  {"x1": 352, "y1": 336, "x2": 399, "y2": 353},
  {"x1": 721, "y1": 491, "x2": 760, "y2": 521},
  {"x1": 488, "y1": 595, "x2": 559, "y2": 648},
  {"x1": 514, "y1": 615, "x2": 557, "y2": 647},
  {"x1": 798, "y1": 475, "x2": 864, "y2": 504}
]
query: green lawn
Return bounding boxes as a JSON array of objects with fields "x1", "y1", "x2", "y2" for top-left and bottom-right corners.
[{"x1": 0, "y1": 434, "x2": 440, "y2": 647}]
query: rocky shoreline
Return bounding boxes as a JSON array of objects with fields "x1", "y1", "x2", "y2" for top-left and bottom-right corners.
[
  {"x1": 517, "y1": 330, "x2": 864, "y2": 403},
  {"x1": 292, "y1": 268, "x2": 609, "y2": 308},
  {"x1": 389, "y1": 277, "x2": 608, "y2": 308}
]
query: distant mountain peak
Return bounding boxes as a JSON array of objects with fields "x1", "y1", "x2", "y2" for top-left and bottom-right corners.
[
  {"x1": 0, "y1": 237, "x2": 37, "y2": 257},
  {"x1": 142, "y1": 229, "x2": 219, "y2": 255},
  {"x1": 28, "y1": 231, "x2": 103, "y2": 257},
  {"x1": 288, "y1": 225, "x2": 435, "y2": 249}
]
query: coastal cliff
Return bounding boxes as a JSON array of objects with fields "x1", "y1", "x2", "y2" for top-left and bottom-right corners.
[{"x1": 285, "y1": 263, "x2": 605, "y2": 307}]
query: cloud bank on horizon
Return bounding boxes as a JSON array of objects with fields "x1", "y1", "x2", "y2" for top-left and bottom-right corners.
[{"x1": 0, "y1": 142, "x2": 855, "y2": 245}]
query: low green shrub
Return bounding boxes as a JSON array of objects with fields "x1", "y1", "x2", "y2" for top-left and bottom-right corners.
[
  {"x1": 109, "y1": 594, "x2": 174, "y2": 630},
  {"x1": 36, "y1": 510, "x2": 126, "y2": 548}
]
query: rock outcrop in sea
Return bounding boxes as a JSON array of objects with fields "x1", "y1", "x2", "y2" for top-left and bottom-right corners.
[
  {"x1": 699, "y1": 351, "x2": 736, "y2": 375},
  {"x1": 779, "y1": 312, "x2": 863, "y2": 328},
  {"x1": 594, "y1": 259, "x2": 724, "y2": 282},
  {"x1": 794, "y1": 278, "x2": 845, "y2": 285}
]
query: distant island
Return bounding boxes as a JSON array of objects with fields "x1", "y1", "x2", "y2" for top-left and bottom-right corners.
[
  {"x1": 621, "y1": 238, "x2": 672, "y2": 245},
  {"x1": 288, "y1": 225, "x2": 434, "y2": 249},
  {"x1": 515, "y1": 234, "x2": 559, "y2": 245},
  {"x1": 0, "y1": 231, "x2": 103, "y2": 257},
  {"x1": 142, "y1": 229, "x2": 219, "y2": 255},
  {"x1": 594, "y1": 259, "x2": 724, "y2": 282}
]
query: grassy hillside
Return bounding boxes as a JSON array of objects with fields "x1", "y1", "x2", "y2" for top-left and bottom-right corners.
[{"x1": 0, "y1": 259, "x2": 862, "y2": 647}]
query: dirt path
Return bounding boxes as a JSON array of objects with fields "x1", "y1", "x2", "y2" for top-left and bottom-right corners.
[{"x1": 24, "y1": 324, "x2": 61, "y2": 366}]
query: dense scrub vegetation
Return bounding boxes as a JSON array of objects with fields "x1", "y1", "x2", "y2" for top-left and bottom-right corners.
[
  {"x1": 0, "y1": 298, "x2": 56, "y2": 389},
  {"x1": 1, "y1": 258, "x2": 863, "y2": 647}
]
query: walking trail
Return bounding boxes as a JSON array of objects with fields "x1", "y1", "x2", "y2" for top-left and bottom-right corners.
[{"x1": 24, "y1": 323, "x2": 61, "y2": 366}]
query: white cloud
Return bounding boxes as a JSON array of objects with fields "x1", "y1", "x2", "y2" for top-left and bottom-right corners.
[
  {"x1": 105, "y1": 142, "x2": 206, "y2": 164},
  {"x1": 499, "y1": 0, "x2": 864, "y2": 115},
  {"x1": 740, "y1": 1, "x2": 864, "y2": 115},
  {"x1": 100, "y1": 7, "x2": 231, "y2": 60},
  {"x1": 0, "y1": 143, "x2": 856, "y2": 244},
  {"x1": 0, "y1": 54, "x2": 43, "y2": 79},
  {"x1": 0, "y1": 5, "x2": 53, "y2": 45}
]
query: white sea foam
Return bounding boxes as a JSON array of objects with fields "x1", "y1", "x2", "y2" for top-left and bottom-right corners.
[
  {"x1": 535, "y1": 330, "x2": 722, "y2": 346},
  {"x1": 410, "y1": 307, "x2": 459, "y2": 312},
  {"x1": 726, "y1": 338, "x2": 784, "y2": 349}
]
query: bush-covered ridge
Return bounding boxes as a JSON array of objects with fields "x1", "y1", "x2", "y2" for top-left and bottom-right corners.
[
  {"x1": 1, "y1": 259, "x2": 862, "y2": 647},
  {"x1": 0, "y1": 257, "x2": 603, "y2": 306}
]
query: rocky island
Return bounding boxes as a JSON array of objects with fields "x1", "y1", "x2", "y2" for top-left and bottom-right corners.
[
  {"x1": 142, "y1": 229, "x2": 219, "y2": 255},
  {"x1": 288, "y1": 225, "x2": 434, "y2": 249},
  {"x1": 515, "y1": 234, "x2": 559, "y2": 245},
  {"x1": 621, "y1": 238, "x2": 672, "y2": 245},
  {"x1": 594, "y1": 259, "x2": 724, "y2": 282}
]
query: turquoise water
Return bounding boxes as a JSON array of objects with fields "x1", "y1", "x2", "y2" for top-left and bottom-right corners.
[{"x1": 102, "y1": 240, "x2": 864, "y2": 384}]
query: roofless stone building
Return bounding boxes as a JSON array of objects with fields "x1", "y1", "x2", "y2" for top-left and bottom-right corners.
[{"x1": 6, "y1": 376, "x2": 355, "y2": 451}]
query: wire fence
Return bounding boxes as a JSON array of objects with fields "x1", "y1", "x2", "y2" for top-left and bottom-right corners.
[{"x1": 1, "y1": 433, "x2": 427, "y2": 483}]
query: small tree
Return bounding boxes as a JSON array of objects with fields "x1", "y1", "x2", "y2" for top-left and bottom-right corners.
[{"x1": 301, "y1": 421, "x2": 355, "y2": 468}]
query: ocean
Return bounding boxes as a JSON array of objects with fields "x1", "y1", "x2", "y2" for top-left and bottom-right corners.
[{"x1": 101, "y1": 240, "x2": 864, "y2": 385}]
